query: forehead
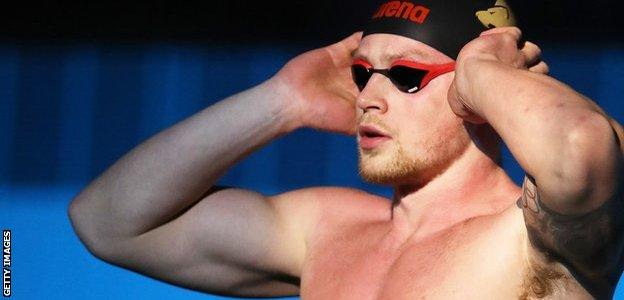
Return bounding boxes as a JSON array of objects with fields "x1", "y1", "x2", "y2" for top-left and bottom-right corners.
[{"x1": 353, "y1": 33, "x2": 452, "y2": 66}]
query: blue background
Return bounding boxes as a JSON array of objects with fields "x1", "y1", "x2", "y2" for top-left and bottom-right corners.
[{"x1": 1, "y1": 42, "x2": 623, "y2": 299}]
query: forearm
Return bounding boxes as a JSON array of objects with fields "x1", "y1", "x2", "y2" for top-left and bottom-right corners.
[
  {"x1": 69, "y1": 79, "x2": 299, "y2": 240},
  {"x1": 462, "y1": 59, "x2": 621, "y2": 207}
]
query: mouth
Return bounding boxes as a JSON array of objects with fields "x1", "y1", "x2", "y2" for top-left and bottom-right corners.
[{"x1": 358, "y1": 125, "x2": 392, "y2": 150}]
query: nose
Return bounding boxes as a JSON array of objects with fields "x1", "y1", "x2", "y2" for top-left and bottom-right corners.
[{"x1": 356, "y1": 74, "x2": 389, "y2": 114}]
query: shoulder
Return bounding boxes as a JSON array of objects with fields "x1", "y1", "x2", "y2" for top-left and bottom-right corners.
[
  {"x1": 270, "y1": 186, "x2": 391, "y2": 240},
  {"x1": 273, "y1": 186, "x2": 389, "y2": 207},
  {"x1": 271, "y1": 186, "x2": 391, "y2": 222}
]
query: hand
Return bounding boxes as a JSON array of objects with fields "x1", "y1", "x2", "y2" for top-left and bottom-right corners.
[
  {"x1": 271, "y1": 32, "x2": 362, "y2": 134},
  {"x1": 448, "y1": 27, "x2": 549, "y2": 124}
]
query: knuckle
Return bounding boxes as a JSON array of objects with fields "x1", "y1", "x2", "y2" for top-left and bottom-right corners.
[
  {"x1": 500, "y1": 33, "x2": 516, "y2": 44},
  {"x1": 527, "y1": 42, "x2": 542, "y2": 55},
  {"x1": 535, "y1": 46, "x2": 543, "y2": 56}
]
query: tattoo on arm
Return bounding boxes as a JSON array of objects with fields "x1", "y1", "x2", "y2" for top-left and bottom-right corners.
[
  {"x1": 519, "y1": 175, "x2": 624, "y2": 297},
  {"x1": 517, "y1": 176, "x2": 541, "y2": 214}
]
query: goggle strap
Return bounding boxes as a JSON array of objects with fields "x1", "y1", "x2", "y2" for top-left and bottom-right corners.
[
  {"x1": 352, "y1": 58, "x2": 373, "y2": 69},
  {"x1": 420, "y1": 62, "x2": 456, "y2": 89}
]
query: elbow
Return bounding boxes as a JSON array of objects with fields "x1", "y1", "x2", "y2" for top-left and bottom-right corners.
[
  {"x1": 551, "y1": 112, "x2": 622, "y2": 207},
  {"x1": 67, "y1": 196, "x2": 121, "y2": 262},
  {"x1": 563, "y1": 111, "x2": 619, "y2": 175}
]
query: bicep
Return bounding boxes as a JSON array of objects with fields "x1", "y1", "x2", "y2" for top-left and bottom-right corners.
[
  {"x1": 103, "y1": 188, "x2": 306, "y2": 297},
  {"x1": 519, "y1": 175, "x2": 624, "y2": 297}
]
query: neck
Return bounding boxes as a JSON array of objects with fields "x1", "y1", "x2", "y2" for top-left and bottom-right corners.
[{"x1": 389, "y1": 141, "x2": 520, "y2": 240}]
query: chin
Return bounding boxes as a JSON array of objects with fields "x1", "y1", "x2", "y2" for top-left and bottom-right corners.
[
  {"x1": 358, "y1": 133, "x2": 471, "y2": 186},
  {"x1": 358, "y1": 144, "x2": 425, "y2": 185}
]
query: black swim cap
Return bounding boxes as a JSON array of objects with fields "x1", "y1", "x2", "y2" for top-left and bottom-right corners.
[{"x1": 363, "y1": 0, "x2": 517, "y2": 59}]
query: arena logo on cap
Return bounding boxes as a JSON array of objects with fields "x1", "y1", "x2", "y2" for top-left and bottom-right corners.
[{"x1": 372, "y1": 1, "x2": 431, "y2": 24}]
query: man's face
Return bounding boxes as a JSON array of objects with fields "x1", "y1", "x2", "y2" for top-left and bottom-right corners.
[{"x1": 354, "y1": 34, "x2": 471, "y2": 185}]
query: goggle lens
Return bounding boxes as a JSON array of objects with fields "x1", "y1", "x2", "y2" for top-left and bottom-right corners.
[
  {"x1": 351, "y1": 64, "x2": 372, "y2": 92},
  {"x1": 351, "y1": 60, "x2": 455, "y2": 94},
  {"x1": 387, "y1": 65, "x2": 428, "y2": 93}
]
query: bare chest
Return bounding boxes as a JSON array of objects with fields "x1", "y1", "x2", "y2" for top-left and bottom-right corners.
[{"x1": 300, "y1": 212, "x2": 592, "y2": 299}]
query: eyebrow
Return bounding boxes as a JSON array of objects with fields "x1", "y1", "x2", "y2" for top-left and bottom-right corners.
[{"x1": 352, "y1": 48, "x2": 433, "y2": 65}]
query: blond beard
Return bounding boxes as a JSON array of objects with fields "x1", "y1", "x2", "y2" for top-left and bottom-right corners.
[
  {"x1": 358, "y1": 140, "x2": 427, "y2": 185},
  {"x1": 357, "y1": 116, "x2": 470, "y2": 186},
  {"x1": 357, "y1": 115, "x2": 426, "y2": 185}
]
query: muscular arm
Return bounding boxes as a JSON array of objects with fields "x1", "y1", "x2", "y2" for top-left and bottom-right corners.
[
  {"x1": 461, "y1": 60, "x2": 622, "y2": 213},
  {"x1": 68, "y1": 81, "x2": 308, "y2": 296},
  {"x1": 458, "y1": 49, "x2": 624, "y2": 297},
  {"x1": 68, "y1": 33, "x2": 360, "y2": 297},
  {"x1": 518, "y1": 176, "x2": 624, "y2": 298}
]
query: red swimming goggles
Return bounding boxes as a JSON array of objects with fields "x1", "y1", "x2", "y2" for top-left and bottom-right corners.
[{"x1": 351, "y1": 59, "x2": 455, "y2": 94}]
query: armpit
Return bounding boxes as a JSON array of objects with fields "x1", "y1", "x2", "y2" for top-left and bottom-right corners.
[{"x1": 518, "y1": 175, "x2": 624, "y2": 298}]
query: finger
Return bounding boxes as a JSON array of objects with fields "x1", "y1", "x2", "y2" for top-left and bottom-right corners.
[
  {"x1": 332, "y1": 32, "x2": 362, "y2": 59},
  {"x1": 480, "y1": 27, "x2": 524, "y2": 51},
  {"x1": 329, "y1": 32, "x2": 363, "y2": 65},
  {"x1": 521, "y1": 41, "x2": 542, "y2": 66},
  {"x1": 529, "y1": 61, "x2": 550, "y2": 74},
  {"x1": 342, "y1": 32, "x2": 363, "y2": 50},
  {"x1": 480, "y1": 26, "x2": 522, "y2": 41}
]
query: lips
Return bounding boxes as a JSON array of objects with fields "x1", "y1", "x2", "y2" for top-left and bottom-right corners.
[{"x1": 358, "y1": 125, "x2": 392, "y2": 150}]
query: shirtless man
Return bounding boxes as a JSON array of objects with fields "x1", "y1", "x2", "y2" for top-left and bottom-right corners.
[{"x1": 68, "y1": 0, "x2": 624, "y2": 299}]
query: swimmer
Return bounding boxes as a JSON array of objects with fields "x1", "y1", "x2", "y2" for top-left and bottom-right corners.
[{"x1": 68, "y1": 0, "x2": 624, "y2": 298}]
